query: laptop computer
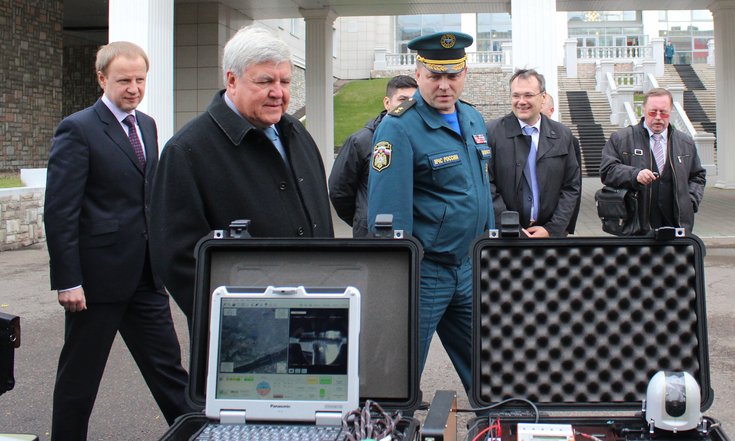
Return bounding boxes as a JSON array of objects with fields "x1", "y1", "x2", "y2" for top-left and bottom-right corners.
[{"x1": 191, "y1": 285, "x2": 360, "y2": 440}]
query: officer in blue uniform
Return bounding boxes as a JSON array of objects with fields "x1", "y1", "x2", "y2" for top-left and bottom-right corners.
[{"x1": 367, "y1": 31, "x2": 494, "y2": 392}]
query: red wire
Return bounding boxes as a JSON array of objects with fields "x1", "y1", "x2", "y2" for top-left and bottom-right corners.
[
  {"x1": 472, "y1": 427, "x2": 491, "y2": 441},
  {"x1": 472, "y1": 418, "x2": 502, "y2": 441}
]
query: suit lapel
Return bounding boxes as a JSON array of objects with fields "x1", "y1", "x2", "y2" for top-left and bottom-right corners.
[
  {"x1": 502, "y1": 115, "x2": 529, "y2": 194},
  {"x1": 94, "y1": 100, "x2": 146, "y2": 174},
  {"x1": 536, "y1": 116, "x2": 559, "y2": 161}
]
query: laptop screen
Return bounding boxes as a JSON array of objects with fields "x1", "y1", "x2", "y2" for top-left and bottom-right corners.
[
  {"x1": 215, "y1": 297, "x2": 351, "y2": 402},
  {"x1": 206, "y1": 286, "x2": 360, "y2": 422}
]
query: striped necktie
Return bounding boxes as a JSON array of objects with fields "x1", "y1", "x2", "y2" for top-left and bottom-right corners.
[
  {"x1": 123, "y1": 115, "x2": 146, "y2": 167},
  {"x1": 652, "y1": 133, "x2": 665, "y2": 172}
]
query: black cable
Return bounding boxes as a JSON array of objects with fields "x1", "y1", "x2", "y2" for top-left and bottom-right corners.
[{"x1": 457, "y1": 397, "x2": 540, "y2": 422}]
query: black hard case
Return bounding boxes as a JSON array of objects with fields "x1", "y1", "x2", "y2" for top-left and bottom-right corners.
[
  {"x1": 160, "y1": 235, "x2": 422, "y2": 441},
  {"x1": 467, "y1": 235, "x2": 729, "y2": 441}
]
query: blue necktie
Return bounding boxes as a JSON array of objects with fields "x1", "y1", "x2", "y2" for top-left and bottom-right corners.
[
  {"x1": 523, "y1": 125, "x2": 539, "y2": 223},
  {"x1": 264, "y1": 126, "x2": 288, "y2": 164}
]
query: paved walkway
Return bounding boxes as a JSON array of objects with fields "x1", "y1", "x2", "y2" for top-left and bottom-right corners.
[
  {"x1": 1, "y1": 179, "x2": 732, "y2": 440},
  {"x1": 575, "y1": 177, "x2": 735, "y2": 244},
  {"x1": 336, "y1": 177, "x2": 735, "y2": 244}
]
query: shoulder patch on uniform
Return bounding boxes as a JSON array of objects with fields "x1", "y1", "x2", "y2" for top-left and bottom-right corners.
[
  {"x1": 372, "y1": 141, "x2": 392, "y2": 172},
  {"x1": 389, "y1": 99, "x2": 416, "y2": 117}
]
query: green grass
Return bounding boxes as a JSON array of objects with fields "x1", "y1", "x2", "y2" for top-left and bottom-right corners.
[
  {"x1": 0, "y1": 173, "x2": 22, "y2": 188},
  {"x1": 334, "y1": 78, "x2": 390, "y2": 148}
]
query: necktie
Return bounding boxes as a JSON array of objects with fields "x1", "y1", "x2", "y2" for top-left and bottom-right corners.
[
  {"x1": 264, "y1": 126, "x2": 288, "y2": 163},
  {"x1": 123, "y1": 115, "x2": 146, "y2": 168},
  {"x1": 523, "y1": 125, "x2": 540, "y2": 222},
  {"x1": 652, "y1": 133, "x2": 665, "y2": 172}
]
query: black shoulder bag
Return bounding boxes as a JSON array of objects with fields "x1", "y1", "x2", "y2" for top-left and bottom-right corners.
[{"x1": 595, "y1": 186, "x2": 644, "y2": 236}]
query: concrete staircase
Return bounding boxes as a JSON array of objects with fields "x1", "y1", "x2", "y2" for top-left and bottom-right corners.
[
  {"x1": 658, "y1": 64, "x2": 717, "y2": 142},
  {"x1": 556, "y1": 67, "x2": 619, "y2": 177}
]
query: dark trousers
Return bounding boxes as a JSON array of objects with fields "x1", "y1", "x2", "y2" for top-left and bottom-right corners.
[{"x1": 51, "y1": 263, "x2": 191, "y2": 441}]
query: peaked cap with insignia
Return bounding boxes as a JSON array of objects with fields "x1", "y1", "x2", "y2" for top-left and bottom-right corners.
[{"x1": 408, "y1": 31, "x2": 473, "y2": 74}]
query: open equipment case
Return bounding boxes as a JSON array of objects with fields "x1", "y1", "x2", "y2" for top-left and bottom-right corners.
[
  {"x1": 458, "y1": 234, "x2": 730, "y2": 441},
  {"x1": 159, "y1": 223, "x2": 422, "y2": 441}
]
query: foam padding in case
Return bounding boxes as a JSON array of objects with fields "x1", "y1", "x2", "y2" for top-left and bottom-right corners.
[{"x1": 472, "y1": 237, "x2": 711, "y2": 411}]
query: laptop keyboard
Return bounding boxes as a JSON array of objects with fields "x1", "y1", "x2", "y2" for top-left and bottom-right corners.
[{"x1": 192, "y1": 423, "x2": 345, "y2": 441}]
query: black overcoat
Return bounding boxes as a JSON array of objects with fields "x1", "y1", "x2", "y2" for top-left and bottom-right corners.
[{"x1": 150, "y1": 91, "x2": 334, "y2": 319}]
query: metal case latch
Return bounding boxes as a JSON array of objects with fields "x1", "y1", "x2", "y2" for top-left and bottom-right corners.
[{"x1": 226, "y1": 219, "x2": 252, "y2": 239}]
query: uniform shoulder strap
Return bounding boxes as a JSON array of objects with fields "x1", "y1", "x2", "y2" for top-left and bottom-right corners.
[{"x1": 388, "y1": 98, "x2": 417, "y2": 117}]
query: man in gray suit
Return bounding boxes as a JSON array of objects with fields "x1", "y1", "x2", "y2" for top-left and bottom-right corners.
[{"x1": 486, "y1": 69, "x2": 580, "y2": 237}]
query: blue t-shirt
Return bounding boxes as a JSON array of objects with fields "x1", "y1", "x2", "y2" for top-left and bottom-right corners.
[{"x1": 441, "y1": 111, "x2": 461, "y2": 135}]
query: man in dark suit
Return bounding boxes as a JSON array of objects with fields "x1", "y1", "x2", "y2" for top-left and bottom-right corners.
[
  {"x1": 487, "y1": 69, "x2": 580, "y2": 237},
  {"x1": 44, "y1": 41, "x2": 192, "y2": 441}
]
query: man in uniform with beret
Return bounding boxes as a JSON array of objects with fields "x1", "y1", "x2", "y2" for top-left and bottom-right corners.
[{"x1": 367, "y1": 32, "x2": 494, "y2": 392}]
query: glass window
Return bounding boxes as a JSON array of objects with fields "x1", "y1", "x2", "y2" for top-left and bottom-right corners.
[
  {"x1": 396, "y1": 14, "x2": 461, "y2": 53},
  {"x1": 668, "y1": 10, "x2": 690, "y2": 22},
  {"x1": 692, "y1": 10, "x2": 712, "y2": 21},
  {"x1": 477, "y1": 13, "x2": 511, "y2": 53},
  {"x1": 289, "y1": 19, "x2": 305, "y2": 39}
]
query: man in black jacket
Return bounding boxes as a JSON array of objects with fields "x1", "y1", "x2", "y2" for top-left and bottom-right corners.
[
  {"x1": 600, "y1": 87, "x2": 705, "y2": 234},
  {"x1": 150, "y1": 25, "x2": 334, "y2": 323},
  {"x1": 487, "y1": 69, "x2": 580, "y2": 237},
  {"x1": 329, "y1": 75, "x2": 417, "y2": 237}
]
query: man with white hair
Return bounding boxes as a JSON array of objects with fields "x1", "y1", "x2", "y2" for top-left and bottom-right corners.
[{"x1": 150, "y1": 25, "x2": 333, "y2": 322}]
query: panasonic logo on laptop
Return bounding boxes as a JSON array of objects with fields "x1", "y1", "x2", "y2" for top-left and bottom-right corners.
[{"x1": 269, "y1": 404, "x2": 291, "y2": 409}]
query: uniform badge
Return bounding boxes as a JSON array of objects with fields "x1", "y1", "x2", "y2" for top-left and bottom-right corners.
[
  {"x1": 440, "y1": 34, "x2": 456, "y2": 49},
  {"x1": 473, "y1": 134, "x2": 487, "y2": 144},
  {"x1": 372, "y1": 141, "x2": 392, "y2": 172}
]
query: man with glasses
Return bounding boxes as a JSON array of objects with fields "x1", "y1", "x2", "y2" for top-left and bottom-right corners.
[
  {"x1": 487, "y1": 69, "x2": 580, "y2": 237},
  {"x1": 600, "y1": 88, "x2": 706, "y2": 234}
]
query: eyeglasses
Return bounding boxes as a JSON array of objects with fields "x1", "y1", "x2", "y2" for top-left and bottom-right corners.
[
  {"x1": 511, "y1": 91, "x2": 545, "y2": 101},
  {"x1": 647, "y1": 110, "x2": 671, "y2": 119}
]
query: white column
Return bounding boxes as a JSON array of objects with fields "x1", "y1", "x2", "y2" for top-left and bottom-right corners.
[
  {"x1": 597, "y1": 60, "x2": 615, "y2": 93},
  {"x1": 511, "y1": 0, "x2": 558, "y2": 112},
  {"x1": 668, "y1": 85, "x2": 685, "y2": 107},
  {"x1": 109, "y1": 0, "x2": 174, "y2": 153},
  {"x1": 564, "y1": 39, "x2": 577, "y2": 78},
  {"x1": 555, "y1": 11, "x2": 568, "y2": 66},
  {"x1": 651, "y1": 38, "x2": 665, "y2": 77},
  {"x1": 640, "y1": 11, "x2": 661, "y2": 45},
  {"x1": 710, "y1": 0, "x2": 735, "y2": 188},
  {"x1": 374, "y1": 47, "x2": 387, "y2": 70},
  {"x1": 501, "y1": 41, "x2": 513, "y2": 72},
  {"x1": 461, "y1": 13, "x2": 477, "y2": 53},
  {"x1": 301, "y1": 7, "x2": 337, "y2": 175}
]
